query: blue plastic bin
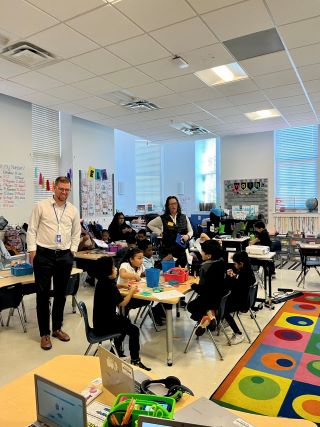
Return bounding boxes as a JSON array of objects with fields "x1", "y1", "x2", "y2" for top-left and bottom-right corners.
[
  {"x1": 145, "y1": 268, "x2": 160, "y2": 288},
  {"x1": 161, "y1": 260, "x2": 175, "y2": 272},
  {"x1": 11, "y1": 263, "x2": 34, "y2": 276}
]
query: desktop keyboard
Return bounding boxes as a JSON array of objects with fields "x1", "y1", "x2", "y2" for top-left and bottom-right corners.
[{"x1": 272, "y1": 291, "x2": 303, "y2": 304}]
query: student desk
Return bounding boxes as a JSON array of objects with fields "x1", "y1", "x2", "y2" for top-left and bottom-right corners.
[
  {"x1": 121, "y1": 279, "x2": 193, "y2": 367},
  {"x1": 0, "y1": 267, "x2": 83, "y2": 288},
  {"x1": 75, "y1": 250, "x2": 116, "y2": 261},
  {"x1": 297, "y1": 243, "x2": 320, "y2": 287},
  {"x1": 247, "y1": 252, "x2": 276, "y2": 308},
  {"x1": 0, "y1": 355, "x2": 315, "y2": 427}
]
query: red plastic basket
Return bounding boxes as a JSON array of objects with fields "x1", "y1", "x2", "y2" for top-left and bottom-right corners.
[{"x1": 164, "y1": 268, "x2": 189, "y2": 283}]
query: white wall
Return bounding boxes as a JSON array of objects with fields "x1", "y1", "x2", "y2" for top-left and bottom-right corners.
[
  {"x1": 114, "y1": 130, "x2": 137, "y2": 214},
  {"x1": 0, "y1": 94, "x2": 33, "y2": 225},
  {"x1": 220, "y1": 131, "x2": 275, "y2": 227},
  {"x1": 71, "y1": 117, "x2": 114, "y2": 228}
]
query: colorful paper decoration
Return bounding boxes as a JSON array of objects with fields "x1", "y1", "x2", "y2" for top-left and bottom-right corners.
[
  {"x1": 42, "y1": 176, "x2": 45, "y2": 188},
  {"x1": 52, "y1": 181, "x2": 55, "y2": 192},
  {"x1": 38, "y1": 172, "x2": 43, "y2": 185},
  {"x1": 101, "y1": 169, "x2": 107, "y2": 180},
  {"x1": 95, "y1": 169, "x2": 101, "y2": 180},
  {"x1": 88, "y1": 166, "x2": 95, "y2": 179},
  {"x1": 46, "y1": 179, "x2": 50, "y2": 191},
  {"x1": 34, "y1": 167, "x2": 38, "y2": 178}
]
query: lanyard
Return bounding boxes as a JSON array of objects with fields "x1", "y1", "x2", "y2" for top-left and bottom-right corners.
[{"x1": 53, "y1": 203, "x2": 67, "y2": 230}]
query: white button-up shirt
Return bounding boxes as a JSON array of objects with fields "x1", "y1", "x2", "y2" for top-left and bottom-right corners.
[{"x1": 27, "y1": 197, "x2": 81, "y2": 252}]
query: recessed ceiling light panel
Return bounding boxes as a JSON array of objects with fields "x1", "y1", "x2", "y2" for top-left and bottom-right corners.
[
  {"x1": 245, "y1": 109, "x2": 281, "y2": 120},
  {"x1": 194, "y1": 62, "x2": 248, "y2": 86}
]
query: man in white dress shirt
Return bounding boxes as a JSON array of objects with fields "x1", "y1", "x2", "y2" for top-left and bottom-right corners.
[{"x1": 27, "y1": 176, "x2": 80, "y2": 350}]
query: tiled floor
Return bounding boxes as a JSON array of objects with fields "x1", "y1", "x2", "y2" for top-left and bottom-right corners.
[{"x1": 0, "y1": 267, "x2": 318, "y2": 398}]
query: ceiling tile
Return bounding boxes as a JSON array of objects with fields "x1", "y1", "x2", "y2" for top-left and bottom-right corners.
[
  {"x1": 183, "y1": 43, "x2": 235, "y2": 71},
  {"x1": 304, "y1": 79, "x2": 320, "y2": 94},
  {"x1": 290, "y1": 43, "x2": 320, "y2": 68},
  {"x1": 129, "y1": 82, "x2": 173, "y2": 98},
  {"x1": 237, "y1": 101, "x2": 275, "y2": 113},
  {"x1": 271, "y1": 94, "x2": 309, "y2": 107},
  {"x1": 67, "y1": 5, "x2": 143, "y2": 46},
  {"x1": 21, "y1": 91, "x2": 62, "y2": 106},
  {"x1": 214, "y1": 79, "x2": 259, "y2": 96},
  {"x1": 115, "y1": 0, "x2": 195, "y2": 32},
  {"x1": 106, "y1": 35, "x2": 170, "y2": 66},
  {"x1": 202, "y1": 0, "x2": 273, "y2": 41},
  {"x1": 195, "y1": 98, "x2": 234, "y2": 110},
  {"x1": 279, "y1": 16, "x2": 320, "y2": 49},
  {"x1": 0, "y1": 58, "x2": 29, "y2": 79},
  {"x1": 70, "y1": 48, "x2": 129, "y2": 75},
  {"x1": 28, "y1": 24, "x2": 98, "y2": 59},
  {"x1": 240, "y1": 51, "x2": 292, "y2": 76},
  {"x1": 0, "y1": 80, "x2": 35, "y2": 96},
  {"x1": 253, "y1": 69, "x2": 299, "y2": 89},
  {"x1": 181, "y1": 86, "x2": 224, "y2": 102},
  {"x1": 9, "y1": 71, "x2": 63, "y2": 90},
  {"x1": 51, "y1": 102, "x2": 88, "y2": 115},
  {"x1": 75, "y1": 96, "x2": 114, "y2": 109},
  {"x1": 137, "y1": 57, "x2": 191, "y2": 80},
  {"x1": 149, "y1": 93, "x2": 187, "y2": 108},
  {"x1": 39, "y1": 61, "x2": 94, "y2": 83},
  {"x1": 26, "y1": 0, "x2": 103, "y2": 21},
  {"x1": 97, "y1": 105, "x2": 134, "y2": 118},
  {"x1": 227, "y1": 90, "x2": 267, "y2": 105},
  {"x1": 298, "y1": 63, "x2": 320, "y2": 82},
  {"x1": 188, "y1": 0, "x2": 240, "y2": 14},
  {"x1": 161, "y1": 74, "x2": 206, "y2": 92},
  {"x1": 264, "y1": 84, "x2": 304, "y2": 99},
  {"x1": 278, "y1": 103, "x2": 313, "y2": 115},
  {"x1": 75, "y1": 111, "x2": 112, "y2": 124},
  {"x1": 0, "y1": 0, "x2": 58, "y2": 38},
  {"x1": 72, "y1": 77, "x2": 119, "y2": 95},
  {"x1": 44, "y1": 85, "x2": 89, "y2": 100},
  {"x1": 266, "y1": 0, "x2": 320, "y2": 26},
  {"x1": 103, "y1": 68, "x2": 154, "y2": 88},
  {"x1": 151, "y1": 18, "x2": 217, "y2": 53}
]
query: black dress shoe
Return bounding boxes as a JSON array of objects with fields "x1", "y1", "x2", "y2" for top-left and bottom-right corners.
[{"x1": 131, "y1": 359, "x2": 151, "y2": 371}]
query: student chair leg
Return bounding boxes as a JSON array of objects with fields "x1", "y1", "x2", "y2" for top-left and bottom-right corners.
[
  {"x1": 72, "y1": 296, "x2": 81, "y2": 315},
  {"x1": 84, "y1": 343, "x2": 93, "y2": 355},
  {"x1": 219, "y1": 322, "x2": 232, "y2": 346},
  {"x1": 206, "y1": 329, "x2": 224, "y2": 360},
  {"x1": 236, "y1": 313, "x2": 251, "y2": 343},
  {"x1": 140, "y1": 305, "x2": 159, "y2": 332},
  {"x1": 184, "y1": 324, "x2": 197, "y2": 353},
  {"x1": 21, "y1": 299, "x2": 27, "y2": 323},
  {"x1": 0, "y1": 313, "x2": 4, "y2": 326},
  {"x1": 249, "y1": 308, "x2": 262, "y2": 332},
  {"x1": 6, "y1": 307, "x2": 27, "y2": 333}
]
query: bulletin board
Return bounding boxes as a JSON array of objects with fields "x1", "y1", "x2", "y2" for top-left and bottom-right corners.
[
  {"x1": 224, "y1": 178, "x2": 268, "y2": 221},
  {"x1": 0, "y1": 163, "x2": 26, "y2": 208},
  {"x1": 79, "y1": 168, "x2": 114, "y2": 218}
]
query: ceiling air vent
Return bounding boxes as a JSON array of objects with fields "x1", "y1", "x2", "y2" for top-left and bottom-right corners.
[
  {"x1": 171, "y1": 122, "x2": 211, "y2": 136},
  {"x1": 1, "y1": 42, "x2": 55, "y2": 67},
  {"x1": 123, "y1": 100, "x2": 160, "y2": 112}
]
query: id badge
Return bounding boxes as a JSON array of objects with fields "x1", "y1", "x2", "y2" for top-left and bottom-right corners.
[{"x1": 56, "y1": 234, "x2": 62, "y2": 244}]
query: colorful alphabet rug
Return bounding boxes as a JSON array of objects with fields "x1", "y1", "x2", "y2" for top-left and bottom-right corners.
[{"x1": 211, "y1": 292, "x2": 320, "y2": 425}]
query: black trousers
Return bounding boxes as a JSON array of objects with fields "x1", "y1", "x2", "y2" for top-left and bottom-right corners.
[
  {"x1": 33, "y1": 246, "x2": 74, "y2": 337},
  {"x1": 96, "y1": 315, "x2": 140, "y2": 361}
]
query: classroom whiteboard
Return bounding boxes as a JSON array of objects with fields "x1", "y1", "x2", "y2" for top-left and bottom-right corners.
[{"x1": 0, "y1": 163, "x2": 26, "y2": 208}]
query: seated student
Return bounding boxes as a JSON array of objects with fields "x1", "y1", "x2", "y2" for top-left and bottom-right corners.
[
  {"x1": 108, "y1": 212, "x2": 136, "y2": 242},
  {"x1": 0, "y1": 239, "x2": 12, "y2": 267},
  {"x1": 117, "y1": 247, "x2": 149, "y2": 313},
  {"x1": 187, "y1": 240, "x2": 227, "y2": 336},
  {"x1": 225, "y1": 251, "x2": 256, "y2": 345},
  {"x1": 137, "y1": 229, "x2": 147, "y2": 242},
  {"x1": 249, "y1": 220, "x2": 275, "y2": 277},
  {"x1": 137, "y1": 239, "x2": 154, "y2": 270},
  {"x1": 114, "y1": 234, "x2": 137, "y2": 269},
  {"x1": 77, "y1": 222, "x2": 96, "y2": 286},
  {"x1": 93, "y1": 256, "x2": 151, "y2": 371},
  {"x1": 101, "y1": 229, "x2": 112, "y2": 244},
  {"x1": 209, "y1": 203, "x2": 226, "y2": 228}
]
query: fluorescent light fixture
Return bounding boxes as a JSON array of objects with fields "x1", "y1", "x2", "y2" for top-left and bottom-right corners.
[
  {"x1": 194, "y1": 62, "x2": 248, "y2": 86},
  {"x1": 245, "y1": 109, "x2": 281, "y2": 120}
]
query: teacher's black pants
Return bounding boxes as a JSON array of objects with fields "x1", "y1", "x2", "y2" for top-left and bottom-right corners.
[{"x1": 33, "y1": 246, "x2": 73, "y2": 337}]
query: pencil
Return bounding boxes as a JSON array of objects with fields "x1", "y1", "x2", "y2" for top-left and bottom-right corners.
[
  {"x1": 121, "y1": 398, "x2": 136, "y2": 425},
  {"x1": 110, "y1": 413, "x2": 120, "y2": 426}
]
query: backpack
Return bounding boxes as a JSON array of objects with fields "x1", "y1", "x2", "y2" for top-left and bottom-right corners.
[{"x1": 4, "y1": 227, "x2": 23, "y2": 253}]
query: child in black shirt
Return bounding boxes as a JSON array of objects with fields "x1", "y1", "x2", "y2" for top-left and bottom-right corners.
[{"x1": 93, "y1": 256, "x2": 151, "y2": 371}]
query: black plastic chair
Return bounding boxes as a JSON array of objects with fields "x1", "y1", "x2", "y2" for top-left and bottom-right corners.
[
  {"x1": 78, "y1": 301, "x2": 122, "y2": 356},
  {"x1": 65, "y1": 274, "x2": 81, "y2": 314},
  {"x1": 0, "y1": 283, "x2": 26, "y2": 332},
  {"x1": 184, "y1": 291, "x2": 231, "y2": 360},
  {"x1": 297, "y1": 245, "x2": 320, "y2": 287},
  {"x1": 235, "y1": 283, "x2": 262, "y2": 343}
]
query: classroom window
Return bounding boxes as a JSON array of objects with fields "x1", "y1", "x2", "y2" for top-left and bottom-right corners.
[
  {"x1": 195, "y1": 138, "x2": 218, "y2": 210},
  {"x1": 135, "y1": 142, "x2": 161, "y2": 212},
  {"x1": 275, "y1": 125, "x2": 318, "y2": 210},
  {"x1": 32, "y1": 105, "x2": 61, "y2": 203}
]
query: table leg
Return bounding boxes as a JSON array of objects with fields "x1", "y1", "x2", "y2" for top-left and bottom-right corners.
[
  {"x1": 264, "y1": 262, "x2": 274, "y2": 309},
  {"x1": 165, "y1": 305, "x2": 173, "y2": 366}
]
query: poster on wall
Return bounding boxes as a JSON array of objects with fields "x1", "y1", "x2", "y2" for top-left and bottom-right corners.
[
  {"x1": 79, "y1": 169, "x2": 114, "y2": 218},
  {"x1": 0, "y1": 164, "x2": 26, "y2": 208},
  {"x1": 224, "y1": 178, "x2": 268, "y2": 221}
]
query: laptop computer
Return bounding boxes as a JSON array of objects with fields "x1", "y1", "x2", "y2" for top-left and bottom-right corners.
[
  {"x1": 28, "y1": 374, "x2": 87, "y2": 427},
  {"x1": 97, "y1": 346, "x2": 152, "y2": 396},
  {"x1": 137, "y1": 416, "x2": 211, "y2": 427}
]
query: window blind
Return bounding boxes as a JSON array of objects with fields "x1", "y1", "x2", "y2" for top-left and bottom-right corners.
[
  {"x1": 275, "y1": 125, "x2": 318, "y2": 209},
  {"x1": 135, "y1": 142, "x2": 161, "y2": 211},
  {"x1": 32, "y1": 105, "x2": 60, "y2": 203},
  {"x1": 195, "y1": 138, "x2": 217, "y2": 205}
]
